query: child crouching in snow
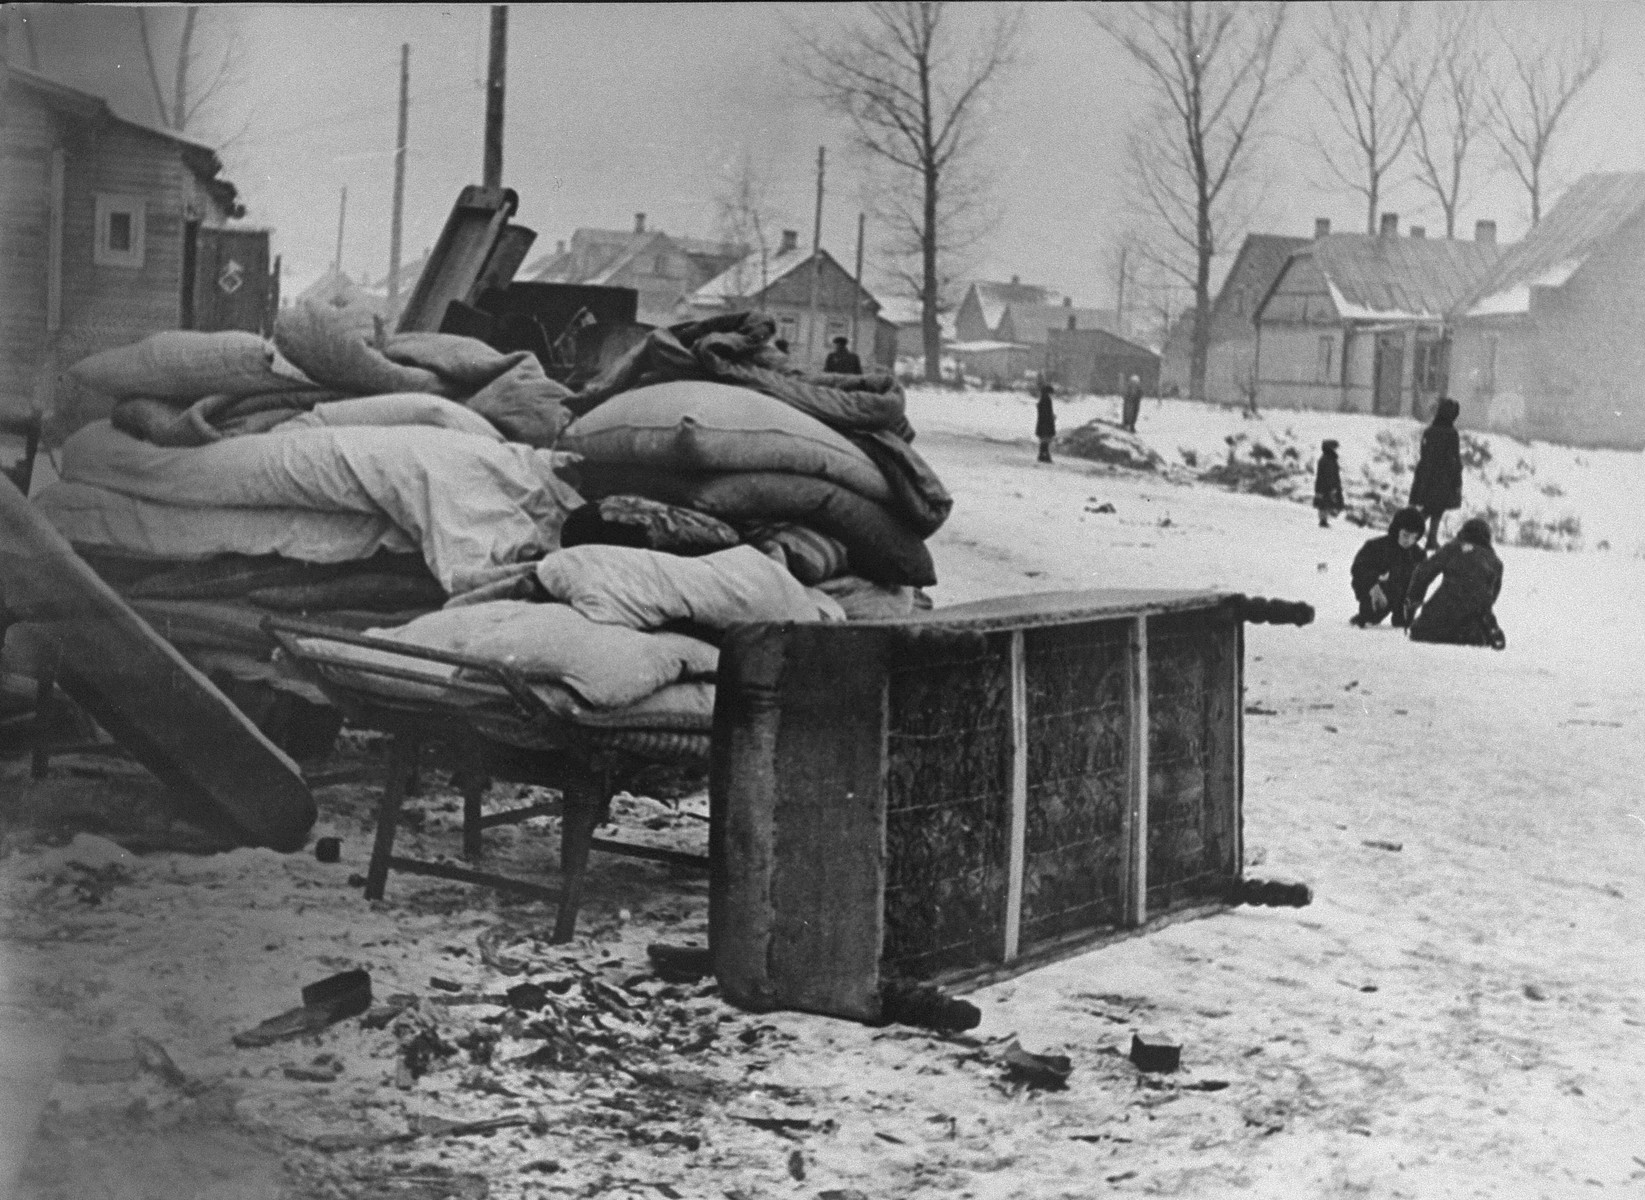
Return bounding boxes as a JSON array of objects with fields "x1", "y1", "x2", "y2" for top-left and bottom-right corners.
[
  {"x1": 1350, "y1": 506, "x2": 1426, "y2": 627},
  {"x1": 1314, "y1": 440, "x2": 1344, "y2": 527},
  {"x1": 1406, "y1": 516, "x2": 1506, "y2": 649}
]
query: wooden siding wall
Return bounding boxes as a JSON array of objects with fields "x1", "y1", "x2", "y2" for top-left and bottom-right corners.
[
  {"x1": 761, "y1": 257, "x2": 878, "y2": 371},
  {"x1": 2, "y1": 86, "x2": 207, "y2": 425},
  {"x1": 1449, "y1": 319, "x2": 1530, "y2": 437}
]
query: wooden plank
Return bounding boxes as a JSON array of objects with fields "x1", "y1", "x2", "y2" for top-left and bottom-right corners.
[
  {"x1": 1124, "y1": 615, "x2": 1149, "y2": 926},
  {"x1": 396, "y1": 186, "x2": 517, "y2": 334},
  {"x1": 0, "y1": 476, "x2": 315, "y2": 851},
  {"x1": 1002, "y1": 629, "x2": 1028, "y2": 961}
]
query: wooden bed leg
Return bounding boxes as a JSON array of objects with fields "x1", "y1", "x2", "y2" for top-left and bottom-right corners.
[
  {"x1": 404, "y1": 734, "x2": 424, "y2": 797},
  {"x1": 30, "y1": 657, "x2": 58, "y2": 781},
  {"x1": 551, "y1": 767, "x2": 608, "y2": 944},
  {"x1": 458, "y1": 738, "x2": 489, "y2": 861},
  {"x1": 364, "y1": 732, "x2": 417, "y2": 901}
]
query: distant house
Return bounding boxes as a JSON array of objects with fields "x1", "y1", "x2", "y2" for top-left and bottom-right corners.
[
  {"x1": 995, "y1": 298, "x2": 1121, "y2": 374},
  {"x1": 1, "y1": 65, "x2": 249, "y2": 429},
  {"x1": 686, "y1": 230, "x2": 894, "y2": 371},
  {"x1": 953, "y1": 277, "x2": 1065, "y2": 343},
  {"x1": 1253, "y1": 215, "x2": 1502, "y2": 419},
  {"x1": 1045, "y1": 328, "x2": 1160, "y2": 397},
  {"x1": 521, "y1": 213, "x2": 743, "y2": 327},
  {"x1": 1159, "y1": 230, "x2": 1313, "y2": 402},
  {"x1": 1447, "y1": 173, "x2": 1645, "y2": 448},
  {"x1": 949, "y1": 340, "x2": 1034, "y2": 388}
]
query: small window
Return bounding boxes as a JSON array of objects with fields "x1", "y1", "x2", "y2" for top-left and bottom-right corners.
[
  {"x1": 1317, "y1": 335, "x2": 1334, "y2": 383},
  {"x1": 94, "y1": 194, "x2": 146, "y2": 268},
  {"x1": 777, "y1": 316, "x2": 799, "y2": 345},
  {"x1": 653, "y1": 255, "x2": 669, "y2": 274}
]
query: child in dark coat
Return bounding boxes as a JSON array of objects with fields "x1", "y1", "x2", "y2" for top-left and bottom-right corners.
[
  {"x1": 1409, "y1": 397, "x2": 1463, "y2": 549},
  {"x1": 1406, "y1": 516, "x2": 1506, "y2": 648},
  {"x1": 1035, "y1": 379, "x2": 1056, "y2": 463},
  {"x1": 1314, "y1": 440, "x2": 1344, "y2": 527},
  {"x1": 1350, "y1": 506, "x2": 1426, "y2": 627}
]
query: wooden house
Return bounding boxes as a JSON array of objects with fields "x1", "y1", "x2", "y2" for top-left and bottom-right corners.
[
  {"x1": 953, "y1": 277, "x2": 1064, "y2": 344},
  {"x1": 1252, "y1": 215, "x2": 1501, "y2": 419},
  {"x1": 1447, "y1": 173, "x2": 1645, "y2": 449},
  {"x1": 521, "y1": 213, "x2": 744, "y2": 328},
  {"x1": 0, "y1": 65, "x2": 253, "y2": 432},
  {"x1": 1045, "y1": 327, "x2": 1160, "y2": 397},
  {"x1": 1159, "y1": 231, "x2": 1312, "y2": 403},
  {"x1": 995, "y1": 298, "x2": 1121, "y2": 374},
  {"x1": 686, "y1": 231, "x2": 895, "y2": 372}
]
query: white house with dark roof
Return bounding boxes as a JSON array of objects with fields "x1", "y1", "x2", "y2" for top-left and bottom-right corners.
[
  {"x1": 1446, "y1": 172, "x2": 1645, "y2": 448},
  {"x1": 952, "y1": 277, "x2": 1065, "y2": 343},
  {"x1": 1252, "y1": 214, "x2": 1503, "y2": 419}
]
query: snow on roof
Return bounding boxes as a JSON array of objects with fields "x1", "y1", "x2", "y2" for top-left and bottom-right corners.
[
  {"x1": 690, "y1": 243, "x2": 816, "y2": 304},
  {"x1": 1459, "y1": 172, "x2": 1645, "y2": 317},
  {"x1": 998, "y1": 302, "x2": 1121, "y2": 344},
  {"x1": 967, "y1": 280, "x2": 1066, "y2": 330},
  {"x1": 949, "y1": 340, "x2": 1030, "y2": 353}
]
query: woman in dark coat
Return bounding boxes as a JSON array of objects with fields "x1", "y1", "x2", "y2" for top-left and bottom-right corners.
[
  {"x1": 1350, "y1": 506, "x2": 1426, "y2": 626},
  {"x1": 1406, "y1": 516, "x2": 1505, "y2": 648},
  {"x1": 1409, "y1": 397, "x2": 1463, "y2": 550},
  {"x1": 1035, "y1": 378, "x2": 1056, "y2": 463}
]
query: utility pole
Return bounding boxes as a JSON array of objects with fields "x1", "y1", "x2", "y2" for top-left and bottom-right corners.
[
  {"x1": 387, "y1": 43, "x2": 410, "y2": 315},
  {"x1": 851, "y1": 211, "x2": 865, "y2": 356},
  {"x1": 1115, "y1": 243, "x2": 1129, "y2": 340},
  {"x1": 804, "y1": 145, "x2": 825, "y2": 366},
  {"x1": 333, "y1": 186, "x2": 347, "y2": 273},
  {"x1": 483, "y1": 6, "x2": 507, "y2": 189}
]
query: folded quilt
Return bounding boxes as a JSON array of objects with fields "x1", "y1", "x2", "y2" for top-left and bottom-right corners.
[
  {"x1": 57, "y1": 421, "x2": 581, "y2": 594},
  {"x1": 33, "y1": 480, "x2": 415, "y2": 564},
  {"x1": 534, "y1": 544, "x2": 845, "y2": 631},
  {"x1": 303, "y1": 600, "x2": 719, "y2": 710}
]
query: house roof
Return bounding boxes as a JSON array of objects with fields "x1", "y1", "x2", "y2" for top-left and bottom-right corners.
[
  {"x1": 965, "y1": 280, "x2": 1066, "y2": 330},
  {"x1": 522, "y1": 227, "x2": 742, "y2": 284},
  {"x1": 1214, "y1": 235, "x2": 1310, "y2": 318},
  {"x1": 1458, "y1": 172, "x2": 1645, "y2": 317},
  {"x1": 690, "y1": 244, "x2": 853, "y2": 305},
  {"x1": 999, "y1": 302, "x2": 1121, "y2": 344},
  {"x1": 1261, "y1": 233, "x2": 1502, "y2": 323},
  {"x1": 4, "y1": 65, "x2": 243, "y2": 217},
  {"x1": 1048, "y1": 326, "x2": 1158, "y2": 359}
]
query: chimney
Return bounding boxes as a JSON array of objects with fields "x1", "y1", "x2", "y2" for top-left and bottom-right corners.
[
  {"x1": 1011, "y1": 274, "x2": 1021, "y2": 285},
  {"x1": 1475, "y1": 219, "x2": 1497, "y2": 246},
  {"x1": 555, "y1": 239, "x2": 566, "y2": 255},
  {"x1": 779, "y1": 229, "x2": 798, "y2": 255},
  {"x1": 1063, "y1": 296, "x2": 1072, "y2": 307},
  {"x1": 634, "y1": 213, "x2": 646, "y2": 234},
  {"x1": 1409, "y1": 226, "x2": 1426, "y2": 239},
  {"x1": 1379, "y1": 212, "x2": 1398, "y2": 238},
  {"x1": 1067, "y1": 314, "x2": 1077, "y2": 331},
  {"x1": 1314, "y1": 217, "x2": 1331, "y2": 239}
]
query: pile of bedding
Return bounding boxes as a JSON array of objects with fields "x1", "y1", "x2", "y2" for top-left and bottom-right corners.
[{"x1": 26, "y1": 305, "x2": 940, "y2": 739}]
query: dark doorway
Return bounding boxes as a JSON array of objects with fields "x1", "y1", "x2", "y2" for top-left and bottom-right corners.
[
  {"x1": 190, "y1": 227, "x2": 277, "y2": 335},
  {"x1": 1372, "y1": 332, "x2": 1406, "y2": 416}
]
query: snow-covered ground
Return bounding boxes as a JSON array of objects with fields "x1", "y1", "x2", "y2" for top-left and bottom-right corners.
[{"x1": 3, "y1": 388, "x2": 1643, "y2": 1198}]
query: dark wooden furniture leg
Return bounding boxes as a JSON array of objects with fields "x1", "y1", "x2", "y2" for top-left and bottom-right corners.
[
  {"x1": 458, "y1": 736, "x2": 489, "y2": 861},
  {"x1": 552, "y1": 762, "x2": 610, "y2": 944},
  {"x1": 30, "y1": 655, "x2": 57, "y2": 781},
  {"x1": 364, "y1": 731, "x2": 418, "y2": 901}
]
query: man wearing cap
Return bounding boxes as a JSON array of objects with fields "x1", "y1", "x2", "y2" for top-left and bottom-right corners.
[{"x1": 824, "y1": 335, "x2": 863, "y2": 375}]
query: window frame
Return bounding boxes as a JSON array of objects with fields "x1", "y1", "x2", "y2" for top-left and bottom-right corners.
[{"x1": 93, "y1": 193, "x2": 147, "y2": 269}]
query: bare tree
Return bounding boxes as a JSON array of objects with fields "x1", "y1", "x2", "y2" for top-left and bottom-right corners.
[
  {"x1": 1398, "y1": 4, "x2": 1492, "y2": 239},
  {"x1": 713, "y1": 155, "x2": 781, "y2": 299},
  {"x1": 793, "y1": 2, "x2": 1023, "y2": 382},
  {"x1": 134, "y1": 6, "x2": 247, "y2": 138},
  {"x1": 1310, "y1": 2, "x2": 1431, "y2": 236},
  {"x1": 1093, "y1": 2, "x2": 1291, "y2": 403},
  {"x1": 1489, "y1": 25, "x2": 1605, "y2": 226}
]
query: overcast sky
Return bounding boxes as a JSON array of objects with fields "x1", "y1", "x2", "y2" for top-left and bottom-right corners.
[{"x1": 17, "y1": 2, "x2": 1645, "y2": 311}]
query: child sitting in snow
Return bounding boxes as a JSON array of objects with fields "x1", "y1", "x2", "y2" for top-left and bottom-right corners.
[
  {"x1": 1350, "y1": 506, "x2": 1426, "y2": 627},
  {"x1": 1314, "y1": 440, "x2": 1344, "y2": 527}
]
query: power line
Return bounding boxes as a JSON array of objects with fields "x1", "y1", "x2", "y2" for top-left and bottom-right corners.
[{"x1": 244, "y1": 80, "x2": 478, "y2": 149}]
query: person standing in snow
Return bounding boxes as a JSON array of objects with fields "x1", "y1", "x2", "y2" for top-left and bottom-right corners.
[
  {"x1": 1350, "y1": 506, "x2": 1426, "y2": 627},
  {"x1": 1121, "y1": 374, "x2": 1144, "y2": 432},
  {"x1": 824, "y1": 335, "x2": 863, "y2": 375},
  {"x1": 1314, "y1": 439, "x2": 1344, "y2": 527},
  {"x1": 1035, "y1": 377, "x2": 1056, "y2": 463},
  {"x1": 1409, "y1": 397, "x2": 1463, "y2": 550},
  {"x1": 1405, "y1": 515, "x2": 1506, "y2": 649}
]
